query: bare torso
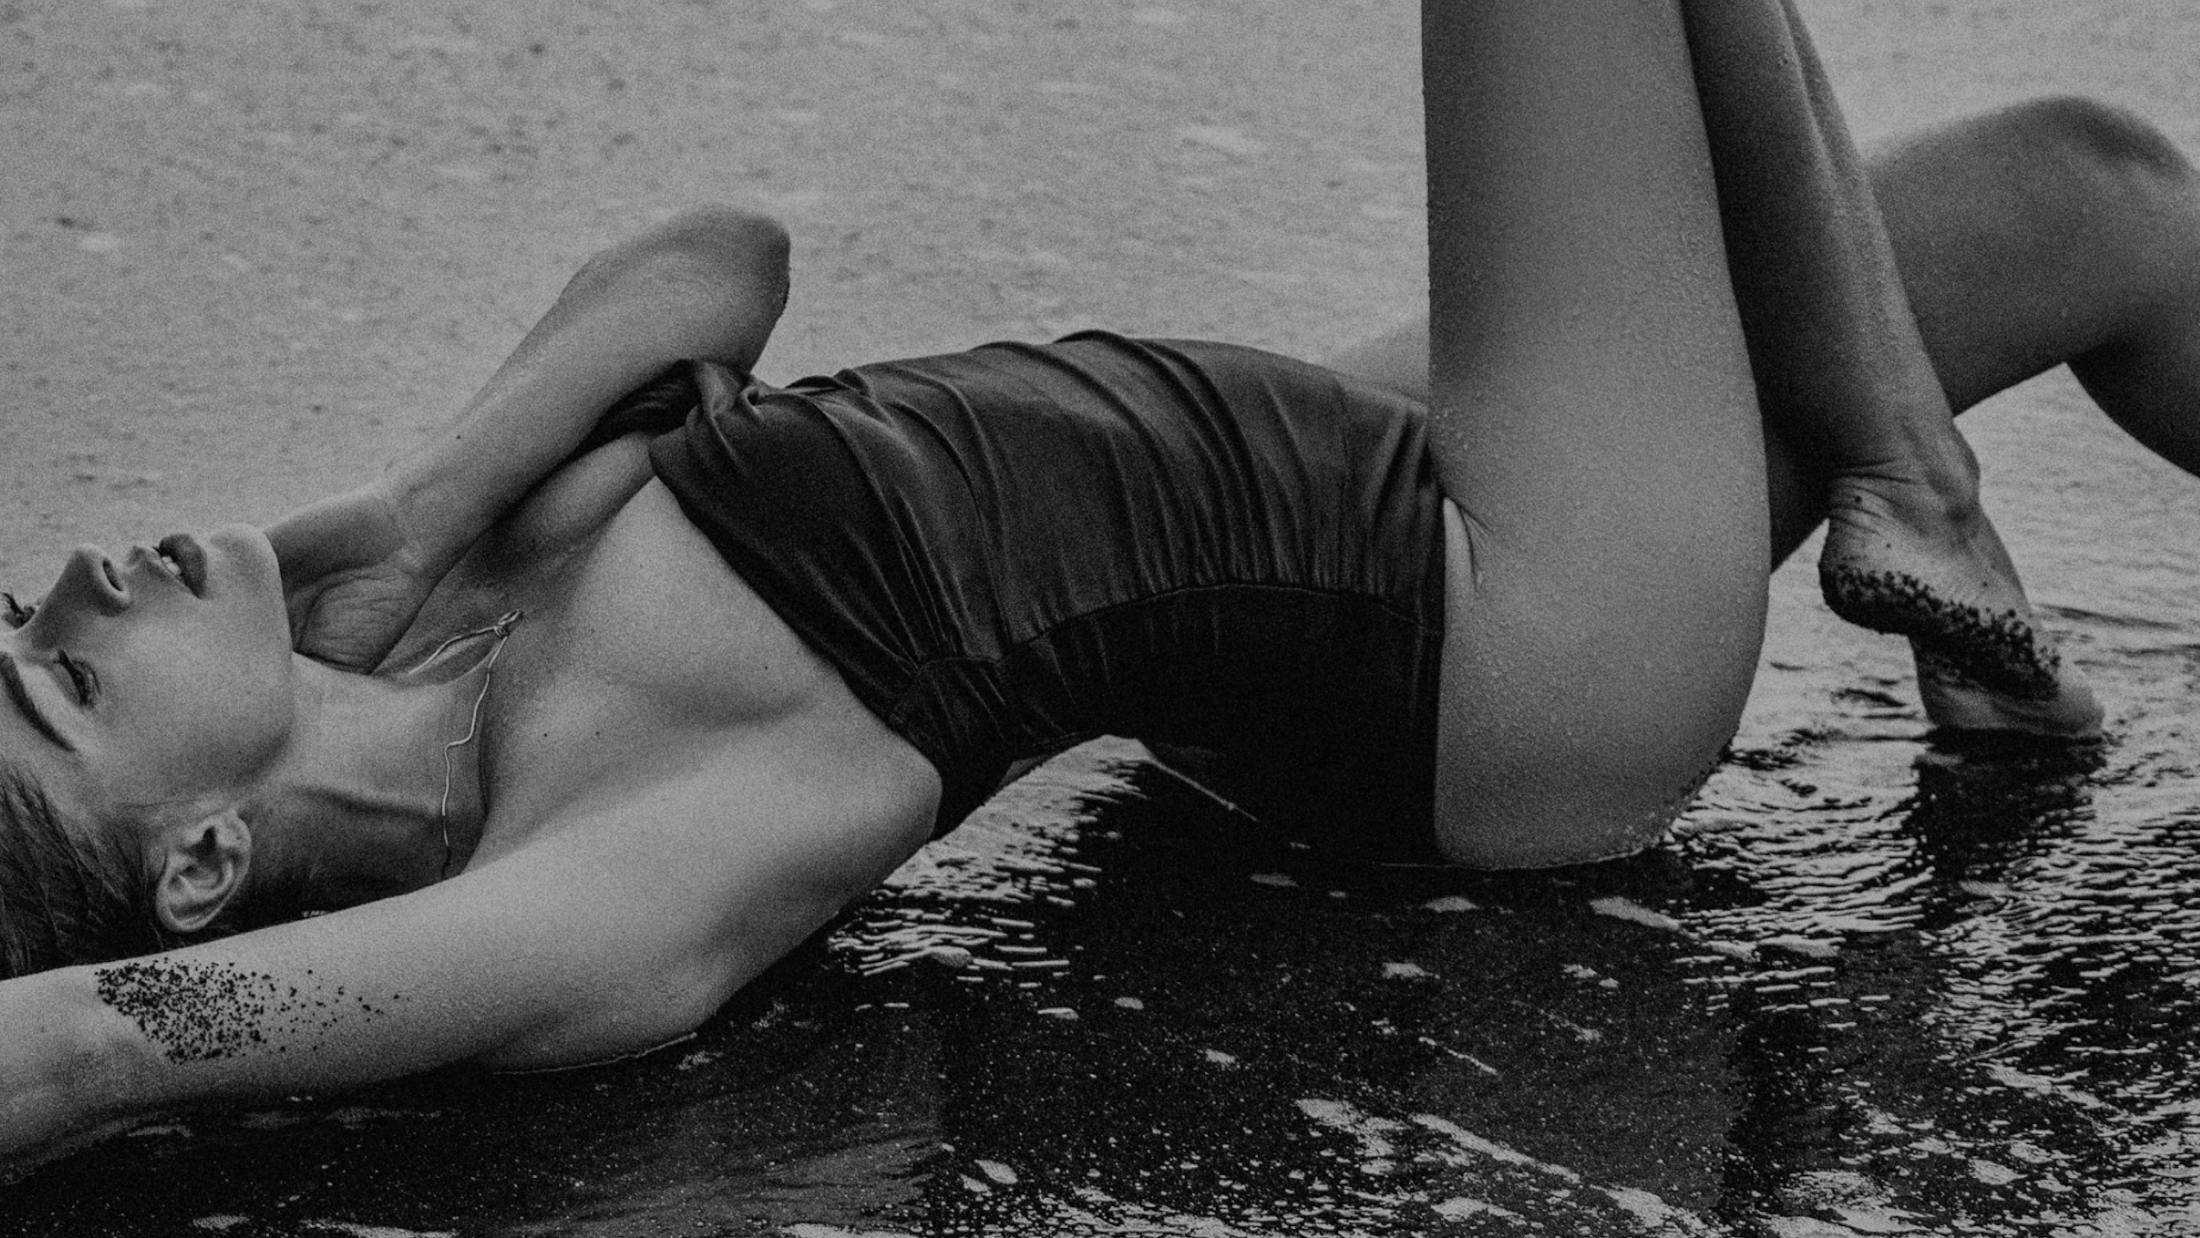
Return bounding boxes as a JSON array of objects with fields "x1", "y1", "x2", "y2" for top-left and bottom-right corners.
[{"x1": 383, "y1": 433, "x2": 941, "y2": 1040}]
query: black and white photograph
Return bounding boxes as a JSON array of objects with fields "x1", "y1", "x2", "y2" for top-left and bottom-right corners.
[{"x1": 2, "y1": 1, "x2": 2198, "y2": 1234}]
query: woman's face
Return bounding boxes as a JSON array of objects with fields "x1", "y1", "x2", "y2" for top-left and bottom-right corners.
[{"x1": 0, "y1": 525, "x2": 294, "y2": 814}]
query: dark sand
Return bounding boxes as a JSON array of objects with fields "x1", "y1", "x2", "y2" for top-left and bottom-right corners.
[{"x1": 6, "y1": 2, "x2": 2200, "y2": 1235}]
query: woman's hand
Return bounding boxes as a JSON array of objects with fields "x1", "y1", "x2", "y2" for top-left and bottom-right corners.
[
  {"x1": 264, "y1": 206, "x2": 787, "y2": 674},
  {"x1": 266, "y1": 482, "x2": 445, "y2": 672}
]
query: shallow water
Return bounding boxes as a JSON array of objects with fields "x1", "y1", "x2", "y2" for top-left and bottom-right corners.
[{"x1": 8, "y1": 0, "x2": 2200, "y2": 1234}]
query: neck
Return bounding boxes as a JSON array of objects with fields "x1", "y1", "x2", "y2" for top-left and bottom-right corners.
[{"x1": 245, "y1": 636, "x2": 508, "y2": 912}]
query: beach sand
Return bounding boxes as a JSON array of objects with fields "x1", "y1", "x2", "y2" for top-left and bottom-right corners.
[
  {"x1": 5, "y1": 2, "x2": 2200, "y2": 1234},
  {"x1": 5, "y1": 0, "x2": 2195, "y2": 583}
]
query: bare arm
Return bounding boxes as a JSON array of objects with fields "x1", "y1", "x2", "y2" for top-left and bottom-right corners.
[
  {"x1": 271, "y1": 205, "x2": 791, "y2": 670},
  {"x1": 393, "y1": 205, "x2": 790, "y2": 568},
  {"x1": 0, "y1": 750, "x2": 891, "y2": 1170}
]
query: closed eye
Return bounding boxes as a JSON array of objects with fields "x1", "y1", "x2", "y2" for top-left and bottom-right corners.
[
  {"x1": 55, "y1": 650, "x2": 97, "y2": 706},
  {"x1": 0, "y1": 653, "x2": 72, "y2": 751}
]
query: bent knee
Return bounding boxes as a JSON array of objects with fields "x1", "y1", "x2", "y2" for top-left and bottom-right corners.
[{"x1": 1999, "y1": 95, "x2": 2194, "y2": 195}]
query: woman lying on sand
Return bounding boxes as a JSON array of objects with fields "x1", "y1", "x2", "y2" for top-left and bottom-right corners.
[{"x1": 2, "y1": 0, "x2": 2195, "y2": 1165}]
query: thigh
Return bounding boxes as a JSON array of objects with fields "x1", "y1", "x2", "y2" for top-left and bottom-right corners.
[
  {"x1": 1872, "y1": 98, "x2": 2182, "y2": 415},
  {"x1": 1338, "y1": 99, "x2": 2200, "y2": 571},
  {"x1": 1770, "y1": 97, "x2": 2200, "y2": 560},
  {"x1": 1422, "y1": 0, "x2": 1766, "y2": 870}
]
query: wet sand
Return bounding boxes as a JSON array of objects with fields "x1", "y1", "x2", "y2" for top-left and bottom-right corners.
[{"x1": 6, "y1": 1, "x2": 2200, "y2": 1235}]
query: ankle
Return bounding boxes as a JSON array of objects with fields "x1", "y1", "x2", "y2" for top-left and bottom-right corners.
[
  {"x1": 1813, "y1": 393, "x2": 1984, "y2": 519},
  {"x1": 1824, "y1": 466, "x2": 1981, "y2": 542}
]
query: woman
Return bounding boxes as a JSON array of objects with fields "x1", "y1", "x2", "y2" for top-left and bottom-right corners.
[{"x1": 1, "y1": 0, "x2": 2192, "y2": 1166}]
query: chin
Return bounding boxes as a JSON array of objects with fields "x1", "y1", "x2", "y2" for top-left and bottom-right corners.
[
  {"x1": 205, "y1": 525, "x2": 283, "y2": 598},
  {"x1": 199, "y1": 525, "x2": 293, "y2": 660}
]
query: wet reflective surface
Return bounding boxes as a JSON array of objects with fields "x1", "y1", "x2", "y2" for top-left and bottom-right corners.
[
  {"x1": 10, "y1": 379, "x2": 2200, "y2": 1236},
  {"x1": 8, "y1": 0, "x2": 2200, "y2": 1227}
]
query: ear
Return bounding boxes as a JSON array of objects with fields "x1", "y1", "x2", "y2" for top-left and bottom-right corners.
[{"x1": 150, "y1": 810, "x2": 252, "y2": 936}]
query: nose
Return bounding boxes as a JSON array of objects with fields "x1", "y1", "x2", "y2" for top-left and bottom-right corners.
[{"x1": 57, "y1": 545, "x2": 131, "y2": 615}]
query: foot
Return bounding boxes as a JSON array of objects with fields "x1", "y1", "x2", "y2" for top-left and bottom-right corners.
[
  {"x1": 1818, "y1": 473, "x2": 2103, "y2": 737},
  {"x1": 1912, "y1": 642, "x2": 2102, "y2": 738}
]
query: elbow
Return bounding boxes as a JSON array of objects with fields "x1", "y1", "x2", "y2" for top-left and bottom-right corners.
[
  {"x1": 476, "y1": 959, "x2": 738, "y2": 1072},
  {"x1": 658, "y1": 204, "x2": 791, "y2": 261},
  {"x1": 573, "y1": 205, "x2": 790, "y2": 301},
  {"x1": 566, "y1": 205, "x2": 792, "y2": 371},
  {"x1": 616, "y1": 205, "x2": 789, "y2": 284}
]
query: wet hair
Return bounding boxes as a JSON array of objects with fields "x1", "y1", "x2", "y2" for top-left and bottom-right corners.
[{"x1": 0, "y1": 765, "x2": 167, "y2": 979}]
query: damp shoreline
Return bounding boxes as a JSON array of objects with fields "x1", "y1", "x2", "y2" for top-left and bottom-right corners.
[{"x1": 6, "y1": 1, "x2": 2200, "y2": 1234}]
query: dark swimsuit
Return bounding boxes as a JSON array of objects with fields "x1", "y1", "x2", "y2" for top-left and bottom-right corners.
[{"x1": 639, "y1": 331, "x2": 1448, "y2": 861}]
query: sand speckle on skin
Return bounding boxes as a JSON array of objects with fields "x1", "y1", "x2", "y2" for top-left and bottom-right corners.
[
  {"x1": 1821, "y1": 563, "x2": 2061, "y2": 698},
  {"x1": 9, "y1": 2, "x2": 2200, "y2": 1235},
  {"x1": 94, "y1": 959, "x2": 398, "y2": 1064}
]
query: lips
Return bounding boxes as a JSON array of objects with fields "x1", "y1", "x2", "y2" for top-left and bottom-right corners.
[{"x1": 156, "y1": 533, "x2": 207, "y2": 596}]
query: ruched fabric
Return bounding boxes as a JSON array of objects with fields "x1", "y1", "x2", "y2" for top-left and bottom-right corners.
[{"x1": 647, "y1": 332, "x2": 1448, "y2": 859}]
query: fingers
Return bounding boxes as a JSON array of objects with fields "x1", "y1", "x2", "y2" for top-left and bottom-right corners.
[
  {"x1": 265, "y1": 489, "x2": 409, "y2": 586},
  {"x1": 291, "y1": 593, "x2": 407, "y2": 673}
]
